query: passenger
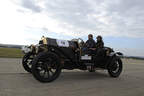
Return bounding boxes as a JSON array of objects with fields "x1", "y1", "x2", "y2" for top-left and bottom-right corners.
[
  {"x1": 95, "y1": 35, "x2": 104, "y2": 57},
  {"x1": 96, "y1": 35, "x2": 104, "y2": 49}
]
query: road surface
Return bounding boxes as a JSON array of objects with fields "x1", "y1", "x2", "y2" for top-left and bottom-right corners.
[{"x1": 0, "y1": 58, "x2": 144, "y2": 96}]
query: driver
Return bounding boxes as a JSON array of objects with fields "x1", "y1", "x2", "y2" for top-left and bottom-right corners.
[
  {"x1": 85, "y1": 34, "x2": 96, "y2": 48},
  {"x1": 82, "y1": 34, "x2": 96, "y2": 53}
]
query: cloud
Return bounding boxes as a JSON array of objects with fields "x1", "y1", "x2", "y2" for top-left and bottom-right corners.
[
  {"x1": 19, "y1": 0, "x2": 42, "y2": 12},
  {"x1": 2, "y1": 0, "x2": 144, "y2": 39},
  {"x1": 104, "y1": 0, "x2": 144, "y2": 37},
  {"x1": 15, "y1": 0, "x2": 144, "y2": 38}
]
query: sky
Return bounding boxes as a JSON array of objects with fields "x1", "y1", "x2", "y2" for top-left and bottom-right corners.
[{"x1": 0, "y1": 0, "x2": 144, "y2": 56}]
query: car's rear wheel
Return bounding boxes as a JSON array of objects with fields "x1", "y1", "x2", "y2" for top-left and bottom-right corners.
[
  {"x1": 22, "y1": 53, "x2": 34, "y2": 73},
  {"x1": 108, "y1": 57, "x2": 123, "y2": 77},
  {"x1": 32, "y1": 52, "x2": 62, "y2": 83}
]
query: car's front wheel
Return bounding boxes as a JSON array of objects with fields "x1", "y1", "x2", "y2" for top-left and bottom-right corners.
[
  {"x1": 108, "y1": 57, "x2": 123, "y2": 77},
  {"x1": 22, "y1": 52, "x2": 34, "y2": 73},
  {"x1": 32, "y1": 52, "x2": 62, "y2": 83}
]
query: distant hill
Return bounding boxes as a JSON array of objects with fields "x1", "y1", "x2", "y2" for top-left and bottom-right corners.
[
  {"x1": 0, "y1": 43, "x2": 144, "y2": 60},
  {"x1": 122, "y1": 56, "x2": 144, "y2": 60},
  {"x1": 0, "y1": 44, "x2": 24, "y2": 49}
]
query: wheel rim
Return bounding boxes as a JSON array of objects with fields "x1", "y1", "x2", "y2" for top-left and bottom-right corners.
[
  {"x1": 35, "y1": 56, "x2": 59, "y2": 79},
  {"x1": 111, "y1": 60, "x2": 120, "y2": 73},
  {"x1": 24, "y1": 55, "x2": 33, "y2": 68}
]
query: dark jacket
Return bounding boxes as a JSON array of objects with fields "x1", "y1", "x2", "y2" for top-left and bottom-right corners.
[
  {"x1": 95, "y1": 41, "x2": 104, "y2": 48},
  {"x1": 85, "y1": 39, "x2": 96, "y2": 48}
]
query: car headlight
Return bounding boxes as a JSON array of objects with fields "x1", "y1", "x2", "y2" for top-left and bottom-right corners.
[{"x1": 21, "y1": 46, "x2": 32, "y2": 54}]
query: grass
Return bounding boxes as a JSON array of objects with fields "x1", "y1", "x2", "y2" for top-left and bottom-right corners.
[{"x1": 0, "y1": 48, "x2": 24, "y2": 58}]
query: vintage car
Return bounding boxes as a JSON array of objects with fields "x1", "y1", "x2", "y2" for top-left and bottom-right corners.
[{"x1": 22, "y1": 36, "x2": 123, "y2": 83}]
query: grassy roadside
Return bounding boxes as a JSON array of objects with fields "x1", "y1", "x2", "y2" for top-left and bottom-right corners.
[{"x1": 0, "y1": 48, "x2": 24, "y2": 58}]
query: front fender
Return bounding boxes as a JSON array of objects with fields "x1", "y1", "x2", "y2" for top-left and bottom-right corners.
[
  {"x1": 109, "y1": 52, "x2": 123, "y2": 57},
  {"x1": 106, "y1": 53, "x2": 122, "y2": 69}
]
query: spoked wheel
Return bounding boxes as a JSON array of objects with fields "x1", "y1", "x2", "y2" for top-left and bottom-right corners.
[
  {"x1": 32, "y1": 52, "x2": 62, "y2": 83},
  {"x1": 108, "y1": 57, "x2": 123, "y2": 77},
  {"x1": 22, "y1": 53, "x2": 34, "y2": 73}
]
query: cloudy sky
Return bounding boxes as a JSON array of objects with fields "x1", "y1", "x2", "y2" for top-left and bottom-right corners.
[{"x1": 0, "y1": 0, "x2": 144, "y2": 56}]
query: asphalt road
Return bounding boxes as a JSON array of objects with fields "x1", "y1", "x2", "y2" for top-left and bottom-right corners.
[{"x1": 0, "y1": 58, "x2": 144, "y2": 96}]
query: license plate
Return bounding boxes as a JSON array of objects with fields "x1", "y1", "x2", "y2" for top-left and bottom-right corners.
[{"x1": 81, "y1": 55, "x2": 92, "y2": 60}]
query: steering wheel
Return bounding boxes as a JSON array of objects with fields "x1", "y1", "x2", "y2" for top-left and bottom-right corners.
[
  {"x1": 71, "y1": 38, "x2": 84, "y2": 48},
  {"x1": 77, "y1": 38, "x2": 84, "y2": 47},
  {"x1": 77, "y1": 38, "x2": 83, "y2": 43}
]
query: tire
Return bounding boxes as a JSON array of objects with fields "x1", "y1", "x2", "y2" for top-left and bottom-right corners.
[
  {"x1": 32, "y1": 52, "x2": 62, "y2": 83},
  {"x1": 22, "y1": 53, "x2": 34, "y2": 73},
  {"x1": 108, "y1": 57, "x2": 123, "y2": 78}
]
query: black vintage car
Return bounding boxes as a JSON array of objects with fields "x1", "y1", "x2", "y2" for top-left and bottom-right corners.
[{"x1": 22, "y1": 36, "x2": 123, "y2": 83}]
